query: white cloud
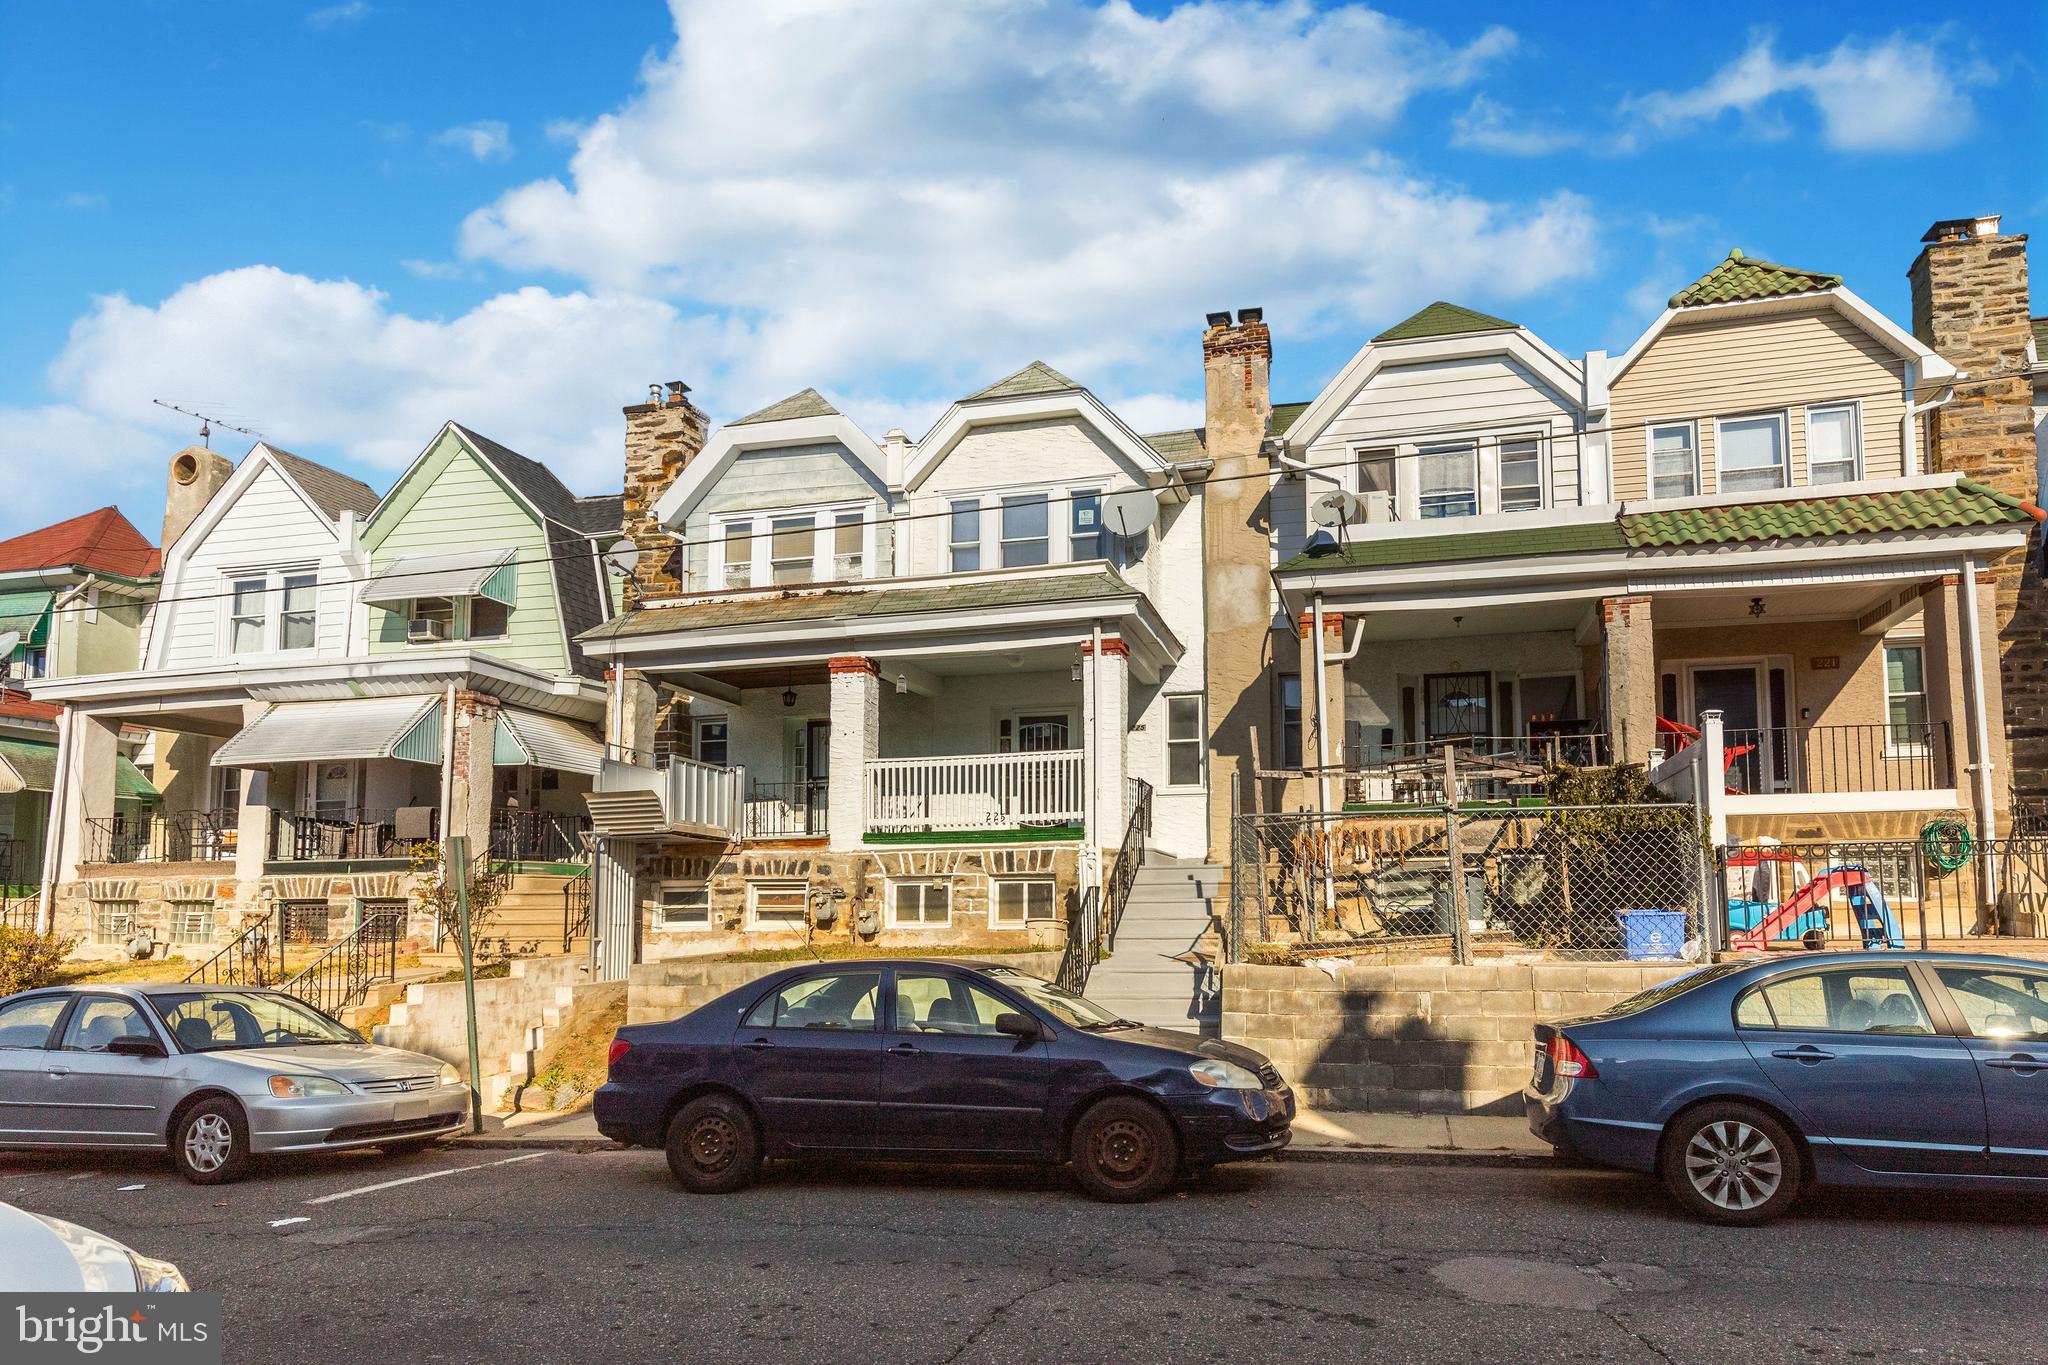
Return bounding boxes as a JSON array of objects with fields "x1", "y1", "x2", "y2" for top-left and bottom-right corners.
[
  {"x1": 307, "y1": 2, "x2": 370, "y2": 30},
  {"x1": 400, "y1": 258, "x2": 468, "y2": 281},
  {"x1": 1623, "y1": 30, "x2": 1992, "y2": 152},
  {"x1": 1448, "y1": 95, "x2": 1586, "y2": 157},
  {"x1": 433, "y1": 120, "x2": 513, "y2": 163}
]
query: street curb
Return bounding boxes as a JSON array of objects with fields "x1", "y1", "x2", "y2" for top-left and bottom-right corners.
[
  {"x1": 451, "y1": 1136, "x2": 628, "y2": 1153},
  {"x1": 1280, "y1": 1146, "x2": 1554, "y2": 1169}
]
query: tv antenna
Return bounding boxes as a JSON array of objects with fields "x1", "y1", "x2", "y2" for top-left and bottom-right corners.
[{"x1": 151, "y1": 400, "x2": 263, "y2": 449}]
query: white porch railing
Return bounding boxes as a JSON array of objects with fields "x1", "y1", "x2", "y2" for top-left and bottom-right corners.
[{"x1": 865, "y1": 750, "x2": 1085, "y2": 834}]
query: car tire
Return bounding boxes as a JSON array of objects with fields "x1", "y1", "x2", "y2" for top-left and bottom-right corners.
[
  {"x1": 1069, "y1": 1097, "x2": 1179, "y2": 1204},
  {"x1": 665, "y1": 1095, "x2": 761, "y2": 1195},
  {"x1": 171, "y1": 1097, "x2": 251, "y2": 1186},
  {"x1": 1660, "y1": 1102, "x2": 1803, "y2": 1226}
]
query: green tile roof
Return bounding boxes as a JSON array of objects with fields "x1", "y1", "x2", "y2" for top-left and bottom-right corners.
[
  {"x1": 1372, "y1": 301, "x2": 1516, "y2": 343},
  {"x1": 966, "y1": 361, "x2": 1081, "y2": 402},
  {"x1": 1277, "y1": 520, "x2": 1628, "y2": 572},
  {"x1": 2032, "y1": 317, "x2": 2047, "y2": 359},
  {"x1": 1622, "y1": 480, "x2": 2041, "y2": 547},
  {"x1": 581, "y1": 569, "x2": 1141, "y2": 641},
  {"x1": 729, "y1": 387, "x2": 839, "y2": 426},
  {"x1": 1669, "y1": 250, "x2": 1841, "y2": 308},
  {"x1": 1271, "y1": 400, "x2": 1310, "y2": 436}
]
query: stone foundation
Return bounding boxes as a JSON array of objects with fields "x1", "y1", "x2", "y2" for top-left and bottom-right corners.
[{"x1": 52, "y1": 864, "x2": 430, "y2": 959}]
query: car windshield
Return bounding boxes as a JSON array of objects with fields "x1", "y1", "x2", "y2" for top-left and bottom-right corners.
[
  {"x1": 1588, "y1": 959, "x2": 1752, "y2": 1019},
  {"x1": 150, "y1": 991, "x2": 360, "y2": 1052},
  {"x1": 978, "y1": 967, "x2": 1131, "y2": 1030}
]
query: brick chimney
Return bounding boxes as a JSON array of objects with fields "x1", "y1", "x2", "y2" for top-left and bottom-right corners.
[
  {"x1": 162, "y1": 445, "x2": 232, "y2": 550},
  {"x1": 1199, "y1": 308, "x2": 1277, "y2": 858},
  {"x1": 620, "y1": 380, "x2": 707, "y2": 607},
  {"x1": 1907, "y1": 214, "x2": 2044, "y2": 805}
]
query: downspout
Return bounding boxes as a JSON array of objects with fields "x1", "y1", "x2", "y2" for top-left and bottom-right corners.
[
  {"x1": 1905, "y1": 373, "x2": 1961, "y2": 478},
  {"x1": 1311, "y1": 593, "x2": 1330, "y2": 813},
  {"x1": 1956, "y1": 557, "x2": 1999, "y2": 912},
  {"x1": 1088, "y1": 620, "x2": 1103, "y2": 896}
]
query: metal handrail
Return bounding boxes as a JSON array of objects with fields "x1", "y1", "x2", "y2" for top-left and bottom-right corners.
[
  {"x1": 1054, "y1": 780, "x2": 1154, "y2": 995},
  {"x1": 562, "y1": 870, "x2": 592, "y2": 952},
  {"x1": 1103, "y1": 779, "x2": 1153, "y2": 955},
  {"x1": 281, "y1": 911, "x2": 403, "y2": 1016},
  {"x1": 181, "y1": 910, "x2": 286, "y2": 988},
  {"x1": 490, "y1": 809, "x2": 593, "y2": 864},
  {"x1": 83, "y1": 812, "x2": 232, "y2": 865},
  {"x1": 1055, "y1": 886, "x2": 1101, "y2": 994}
]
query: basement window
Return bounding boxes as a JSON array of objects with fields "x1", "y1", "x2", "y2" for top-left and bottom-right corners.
[
  {"x1": 747, "y1": 881, "x2": 809, "y2": 930},
  {"x1": 992, "y1": 878, "x2": 1053, "y2": 928}
]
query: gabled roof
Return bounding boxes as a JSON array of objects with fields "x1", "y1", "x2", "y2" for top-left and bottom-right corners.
[
  {"x1": 1373, "y1": 301, "x2": 1516, "y2": 343},
  {"x1": 730, "y1": 388, "x2": 840, "y2": 426},
  {"x1": 263, "y1": 448, "x2": 379, "y2": 522},
  {"x1": 0, "y1": 506, "x2": 160, "y2": 578},
  {"x1": 966, "y1": 361, "x2": 1081, "y2": 402},
  {"x1": 570, "y1": 494, "x2": 624, "y2": 536},
  {"x1": 1669, "y1": 250, "x2": 1842, "y2": 309},
  {"x1": 1141, "y1": 399, "x2": 1309, "y2": 465},
  {"x1": 1622, "y1": 480, "x2": 2042, "y2": 547}
]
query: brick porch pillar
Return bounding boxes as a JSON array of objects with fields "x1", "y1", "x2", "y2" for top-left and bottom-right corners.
[
  {"x1": 827, "y1": 657, "x2": 879, "y2": 851},
  {"x1": 444, "y1": 690, "x2": 500, "y2": 859},
  {"x1": 1601, "y1": 595, "x2": 1658, "y2": 768}
]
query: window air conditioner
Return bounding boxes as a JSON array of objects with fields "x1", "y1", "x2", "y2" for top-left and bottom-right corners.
[{"x1": 407, "y1": 617, "x2": 448, "y2": 643}]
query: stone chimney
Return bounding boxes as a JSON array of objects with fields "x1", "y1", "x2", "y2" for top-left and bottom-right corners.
[
  {"x1": 620, "y1": 380, "x2": 708, "y2": 607},
  {"x1": 162, "y1": 445, "x2": 232, "y2": 551},
  {"x1": 1907, "y1": 214, "x2": 2044, "y2": 805},
  {"x1": 1199, "y1": 308, "x2": 1277, "y2": 858}
]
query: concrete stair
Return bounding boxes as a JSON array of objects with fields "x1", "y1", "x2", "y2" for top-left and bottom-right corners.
[
  {"x1": 1082, "y1": 855, "x2": 1222, "y2": 1035},
  {"x1": 481, "y1": 871, "x2": 589, "y2": 958}
]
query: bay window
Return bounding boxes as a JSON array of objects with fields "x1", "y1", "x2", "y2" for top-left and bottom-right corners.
[{"x1": 1718, "y1": 414, "x2": 1787, "y2": 493}]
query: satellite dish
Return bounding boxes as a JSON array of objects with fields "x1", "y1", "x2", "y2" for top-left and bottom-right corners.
[
  {"x1": 1310, "y1": 489, "x2": 1367, "y2": 528},
  {"x1": 0, "y1": 630, "x2": 20, "y2": 659},
  {"x1": 1099, "y1": 488, "x2": 1159, "y2": 539},
  {"x1": 601, "y1": 539, "x2": 640, "y2": 578}
]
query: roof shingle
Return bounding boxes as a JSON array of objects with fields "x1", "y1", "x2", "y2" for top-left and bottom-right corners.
[
  {"x1": 1372, "y1": 301, "x2": 1516, "y2": 343},
  {"x1": 729, "y1": 388, "x2": 841, "y2": 426},
  {"x1": 1622, "y1": 480, "x2": 2042, "y2": 547},
  {"x1": 0, "y1": 507, "x2": 160, "y2": 578},
  {"x1": 1279, "y1": 521, "x2": 1628, "y2": 572},
  {"x1": 1669, "y1": 250, "x2": 1841, "y2": 308},
  {"x1": 266, "y1": 448, "x2": 380, "y2": 523},
  {"x1": 966, "y1": 361, "x2": 1081, "y2": 402}
]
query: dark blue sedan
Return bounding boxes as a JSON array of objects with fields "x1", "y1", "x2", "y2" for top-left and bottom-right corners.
[
  {"x1": 595, "y1": 960, "x2": 1293, "y2": 1202},
  {"x1": 1527, "y1": 951, "x2": 2048, "y2": 1223}
]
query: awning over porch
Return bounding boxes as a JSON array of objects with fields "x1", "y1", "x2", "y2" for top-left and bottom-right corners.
[
  {"x1": 494, "y1": 708, "x2": 604, "y2": 776},
  {"x1": 358, "y1": 548, "x2": 517, "y2": 608},
  {"x1": 0, "y1": 736, "x2": 156, "y2": 800},
  {"x1": 0, "y1": 590, "x2": 54, "y2": 647},
  {"x1": 211, "y1": 696, "x2": 444, "y2": 767}
]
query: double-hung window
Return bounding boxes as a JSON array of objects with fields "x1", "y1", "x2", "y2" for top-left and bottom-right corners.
[
  {"x1": 833, "y1": 511, "x2": 864, "y2": 578},
  {"x1": 1277, "y1": 674, "x2": 1304, "y2": 768},
  {"x1": 1806, "y1": 404, "x2": 1861, "y2": 485},
  {"x1": 279, "y1": 573, "x2": 319, "y2": 650},
  {"x1": 1069, "y1": 489, "x2": 1104, "y2": 561},
  {"x1": 770, "y1": 516, "x2": 815, "y2": 585},
  {"x1": 692, "y1": 717, "x2": 729, "y2": 767},
  {"x1": 1649, "y1": 423, "x2": 1698, "y2": 498},
  {"x1": 1498, "y1": 438, "x2": 1543, "y2": 512},
  {"x1": 1718, "y1": 414, "x2": 1788, "y2": 493},
  {"x1": 1885, "y1": 644, "x2": 1929, "y2": 751},
  {"x1": 1165, "y1": 694, "x2": 1205, "y2": 787},
  {"x1": 721, "y1": 521, "x2": 754, "y2": 588},
  {"x1": 1417, "y1": 442, "x2": 1478, "y2": 519},
  {"x1": 228, "y1": 578, "x2": 268, "y2": 655},
  {"x1": 1000, "y1": 494, "x2": 1051, "y2": 567},
  {"x1": 949, "y1": 500, "x2": 981, "y2": 571}
]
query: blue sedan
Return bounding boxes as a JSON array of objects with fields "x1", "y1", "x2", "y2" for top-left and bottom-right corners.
[
  {"x1": 595, "y1": 960, "x2": 1293, "y2": 1202},
  {"x1": 1527, "y1": 951, "x2": 2048, "y2": 1224}
]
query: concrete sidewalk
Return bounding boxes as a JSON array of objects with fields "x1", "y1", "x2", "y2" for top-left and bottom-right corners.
[{"x1": 453, "y1": 1104, "x2": 1552, "y2": 1164}]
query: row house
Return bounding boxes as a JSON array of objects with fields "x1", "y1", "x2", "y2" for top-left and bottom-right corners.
[
  {"x1": 579, "y1": 366, "x2": 1212, "y2": 974},
  {"x1": 33, "y1": 429, "x2": 622, "y2": 954}
]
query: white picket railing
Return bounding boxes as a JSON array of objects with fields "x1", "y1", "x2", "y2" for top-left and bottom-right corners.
[{"x1": 864, "y1": 749, "x2": 1086, "y2": 834}]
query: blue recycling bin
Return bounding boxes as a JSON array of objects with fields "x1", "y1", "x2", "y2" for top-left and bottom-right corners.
[{"x1": 1616, "y1": 908, "x2": 1686, "y2": 960}]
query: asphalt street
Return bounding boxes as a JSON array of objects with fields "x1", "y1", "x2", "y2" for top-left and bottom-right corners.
[{"x1": 4, "y1": 1143, "x2": 2044, "y2": 1365}]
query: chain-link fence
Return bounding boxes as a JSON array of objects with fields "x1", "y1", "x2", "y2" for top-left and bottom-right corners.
[
  {"x1": 1723, "y1": 835, "x2": 2048, "y2": 949},
  {"x1": 1229, "y1": 804, "x2": 1709, "y2": 964}
]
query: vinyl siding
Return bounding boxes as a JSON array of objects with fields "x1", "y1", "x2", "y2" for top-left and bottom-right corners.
[
  {"x1": 360, "y1": 432, "x2": 569, "y2": 674},
  {"x1": 150, "y1": 461, "x2": 353, "y2": 669},
  {"x1": 1609, "y1": 307, "x2": 1907, "y2": 501}
]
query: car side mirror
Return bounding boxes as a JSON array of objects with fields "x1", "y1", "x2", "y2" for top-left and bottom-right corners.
[
  {"x1": 993, "y1": 1012, "x2": 1040, "y2": 1040},
  {"x1": 106, "y1": 1035, "x2": 167, "y2": 1059}
]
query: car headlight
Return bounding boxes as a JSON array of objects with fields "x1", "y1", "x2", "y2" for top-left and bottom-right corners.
[
  {"x1": 1189, "y1": 1057, "x2": 1262, "y2": 1090},
  {"x1": 438, "y1": 1061, "x2": 461, "y2": 1087},
  {"x1": 268, "y1": 1073, "x2": 348, "y2": 1098},
  {"x1": 128, "y1": 1253, "x2": 189, "y2": 1294}
]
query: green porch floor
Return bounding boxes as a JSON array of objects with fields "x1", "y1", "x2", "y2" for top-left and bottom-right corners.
[{"x1": 863, "y1": 824, "x2": 1084, "y2": 846}]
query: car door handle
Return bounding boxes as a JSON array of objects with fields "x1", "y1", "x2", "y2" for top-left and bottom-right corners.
[
  {"x1": 1984, "y1": 1055, "x2": 2045, "y2": 1072},
  {"x1": 741, "y1": 1038, "x2": 774, "y2": 1052},
  {"x1": 44, "y1": 1067, "x2": 69, "y2": 1078},
  {"x1": 888, "y1": 1042, "x2": 919, "y2": 1055},
  {"x1": 1770, "y1": 1046, "x2": 1835, "y2": 1063}
]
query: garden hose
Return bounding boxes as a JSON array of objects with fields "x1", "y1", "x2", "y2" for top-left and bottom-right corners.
[{"x1": 1920, "y1": 818, "x2": 1974, "y2": 876}]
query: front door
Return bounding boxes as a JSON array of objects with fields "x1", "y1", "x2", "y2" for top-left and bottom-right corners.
[
  {"x1": 796, "y1": 719, "x2": 830, "y2": 833},
  {"x1": 1691, "y1": 666, "x2": 1764, "y2": 792},
  {"x1": 44, "y1": 994, "x2": 174, "y2": 1146},
  {"x1": 1737, "y1": 964, "x2": 1986, "y2": 1175},
  {"x1": 311, "y1": 760, "x2": 357, "y2": 819},
  {"x1": 731, "y1": 970, "x2": 882, "y2": 1149},
  {"x1": 1423, "y1": 672, "x2": 1491, "y2": 742},
  {"x1": 878, "y1": 970, "x2": 1049, "y2": 1154},
  {"x1": 1929, "y1": 963, "x2": 2048, "y2": 1176}
]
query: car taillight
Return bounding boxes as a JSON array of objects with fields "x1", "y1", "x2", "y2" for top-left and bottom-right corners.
[
  {"x1": 607, "y1": 1039, "x2": 631, "y2": 1069},
  {"x1": 1547, "y1": 1033, "x2": 1598, "y2": 1080}
]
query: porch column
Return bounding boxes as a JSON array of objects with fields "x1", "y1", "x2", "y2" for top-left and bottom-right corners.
[
  {"x1": 1600, "y1": 594, "x2": 1657, "y2": 769},
  {"x1": 827, "y1": 656, "x2": 880, "y2": 852},
  {"x1": 606, "y1": 667, "x2": 659, "y2": 765},
  {"x1": 1299, "y1": 606, "x2": 1348, "y2": 811},
  {"x1": 1084, "y1": 638, "x2": 1130, "y2": 843},
  {"x1": 233, "y1": 701, "x2": 271, "y2": 886},
  {"x1": 47, "y1": 707, "x2": 118, "y2": 888},
  {"x1": 445, "y1": 690, "x2": 500, "y2": 858}
]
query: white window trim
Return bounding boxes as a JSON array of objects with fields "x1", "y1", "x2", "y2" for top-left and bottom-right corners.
[
  {"x1": 1804, "y1": 400, "x2": 1864, "y2": 486},
  {"x1": 220, "y1": 564, "x2": 322, "y2": 659},
  {"x1": 1067, "y1": 487, "x2": 1106, "y2": 562},
  {"x1": 711, "y1": 500, "x2": 879, "y2": 589},
  {"x1": 1713, "y1": 410, "x2": 1790, "y2": 495},
  {"x1": 1163, "y1": 693, "x2": 1207, "y2": 790},
  {"x1": 995, "y1": 707, "x2": 1078, "y2": 754},
  {"x1": 947, "y1": 497, "x2": 985, "y2": 572},
  {"x1": 1414, "y1": 440, "x2": 1480, "y2": 521},
  {"x1": 1494, "y1": 433, "x2": 1548, "y2": 514},
  {"x1": 886, "y1": 879, "x2": 952, "y2": 929},
  {"x1": 997, "y1": 492, "x2": 1054, "y2": 568},
  {"x1": 745, "y1": 879, "x2": 810, "y2": 931},
  {"x1": 1881, "y1": 637, "x2": 1932, "y2": 759},
  {"x1": 1646, "y1": 419, "x2": 1701, "y2": 500},
  {"x1": 990, "y1": 876, "x2": 1053, "y2": 929},
  {"x1": 653, "y1": 880, "x2": 712, "y2": 933}
]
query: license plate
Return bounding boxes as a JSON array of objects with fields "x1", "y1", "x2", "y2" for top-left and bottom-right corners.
[{"x1": 395, "y1": 1097, "x2": 431, "y2": 1122}]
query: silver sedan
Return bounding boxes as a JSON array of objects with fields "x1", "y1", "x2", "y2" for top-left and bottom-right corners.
[{"x1": 0, "y1": 984, "x2": 470, "y2": 1183}]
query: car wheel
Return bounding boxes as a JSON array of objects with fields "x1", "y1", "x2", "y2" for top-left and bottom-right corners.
[
  {"x1": 665, "y1": 1095, "x2": 761, "y2": 1195},
  {"x1": 1069, "y1": 1097, "x2": 1178, "y2": 1204},
  {"x1": 172, "y1": 1097, "x2": 251, "y2": 1185},
  {"x1": 1660, "y1": 1102, "x2": 1802, "y2": 1226}
]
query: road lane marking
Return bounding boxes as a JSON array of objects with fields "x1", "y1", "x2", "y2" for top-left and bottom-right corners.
[
  {"x1": 301, "y1": 1152, "x2": 549, "y2": 1206},
  {"x1": 269, "y1": 1217, "x2": 311, "y2": 1228}
]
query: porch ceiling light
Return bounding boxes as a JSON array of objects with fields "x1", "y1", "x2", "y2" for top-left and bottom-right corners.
[
  {"x1": 1070, "y1": 657, "x2": 1083, "y2": 683},
  {"x1": 1749, "y1": 597, "x2": 1766, "y2": 617},
  {"x1": 782, "y1": 670, "x2": 797, "y2": 709}
]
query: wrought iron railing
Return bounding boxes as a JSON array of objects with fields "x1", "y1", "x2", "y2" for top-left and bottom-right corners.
[
  {"x1": 0, "y1": 835, "x2": 38, "y2": 894},
  {"x1": 743, "y1": 779, "x2": 828, "y2": 838},
  {"x1": 270, "y1": 808, "x2": 437, "y2": 862},
  {"x1": 1056, "y1": 885, "x2": 1101, "y2": 994},
  {"x1": 562, "y1": 870, "x2": 592, "y2": 953},
  {"x1": 280, "y1": 910, "x2": 404, "y2": 1016},
  {"x1": 1719, "y1": 722, "x2": 1954, "y2": 796},
  {"x1": 181, "y1": 911, "x2": 288, "y2": 988},
  {"x1": 1103, "y1": 779, "x2": 1153, "y2": 955},
  {"x1": 490, "y1": 809, "x2": 592, "y2": 864},
  {"x1": 83, "y1": 812, "x2": 232, "y2": 864},
  {"x1": 0, "y1": 898, "x2": 38, "y2": 932}
]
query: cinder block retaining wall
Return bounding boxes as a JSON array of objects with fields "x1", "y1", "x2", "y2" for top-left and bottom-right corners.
[
  {"x1": 628, "y1": 951, "x2": 1066, "y2": 1026},
  {"x1": 1222, "y1": 961, "x2": 1689, "y2": 1115},
  {"x1": 375, "y1": 955, "x2": 588, "y2": 1089}
]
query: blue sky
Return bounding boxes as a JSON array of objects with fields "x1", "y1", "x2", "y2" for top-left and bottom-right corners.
[{"x1": 0, "y1": 0, "x2": 2041, "y2": 538}]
